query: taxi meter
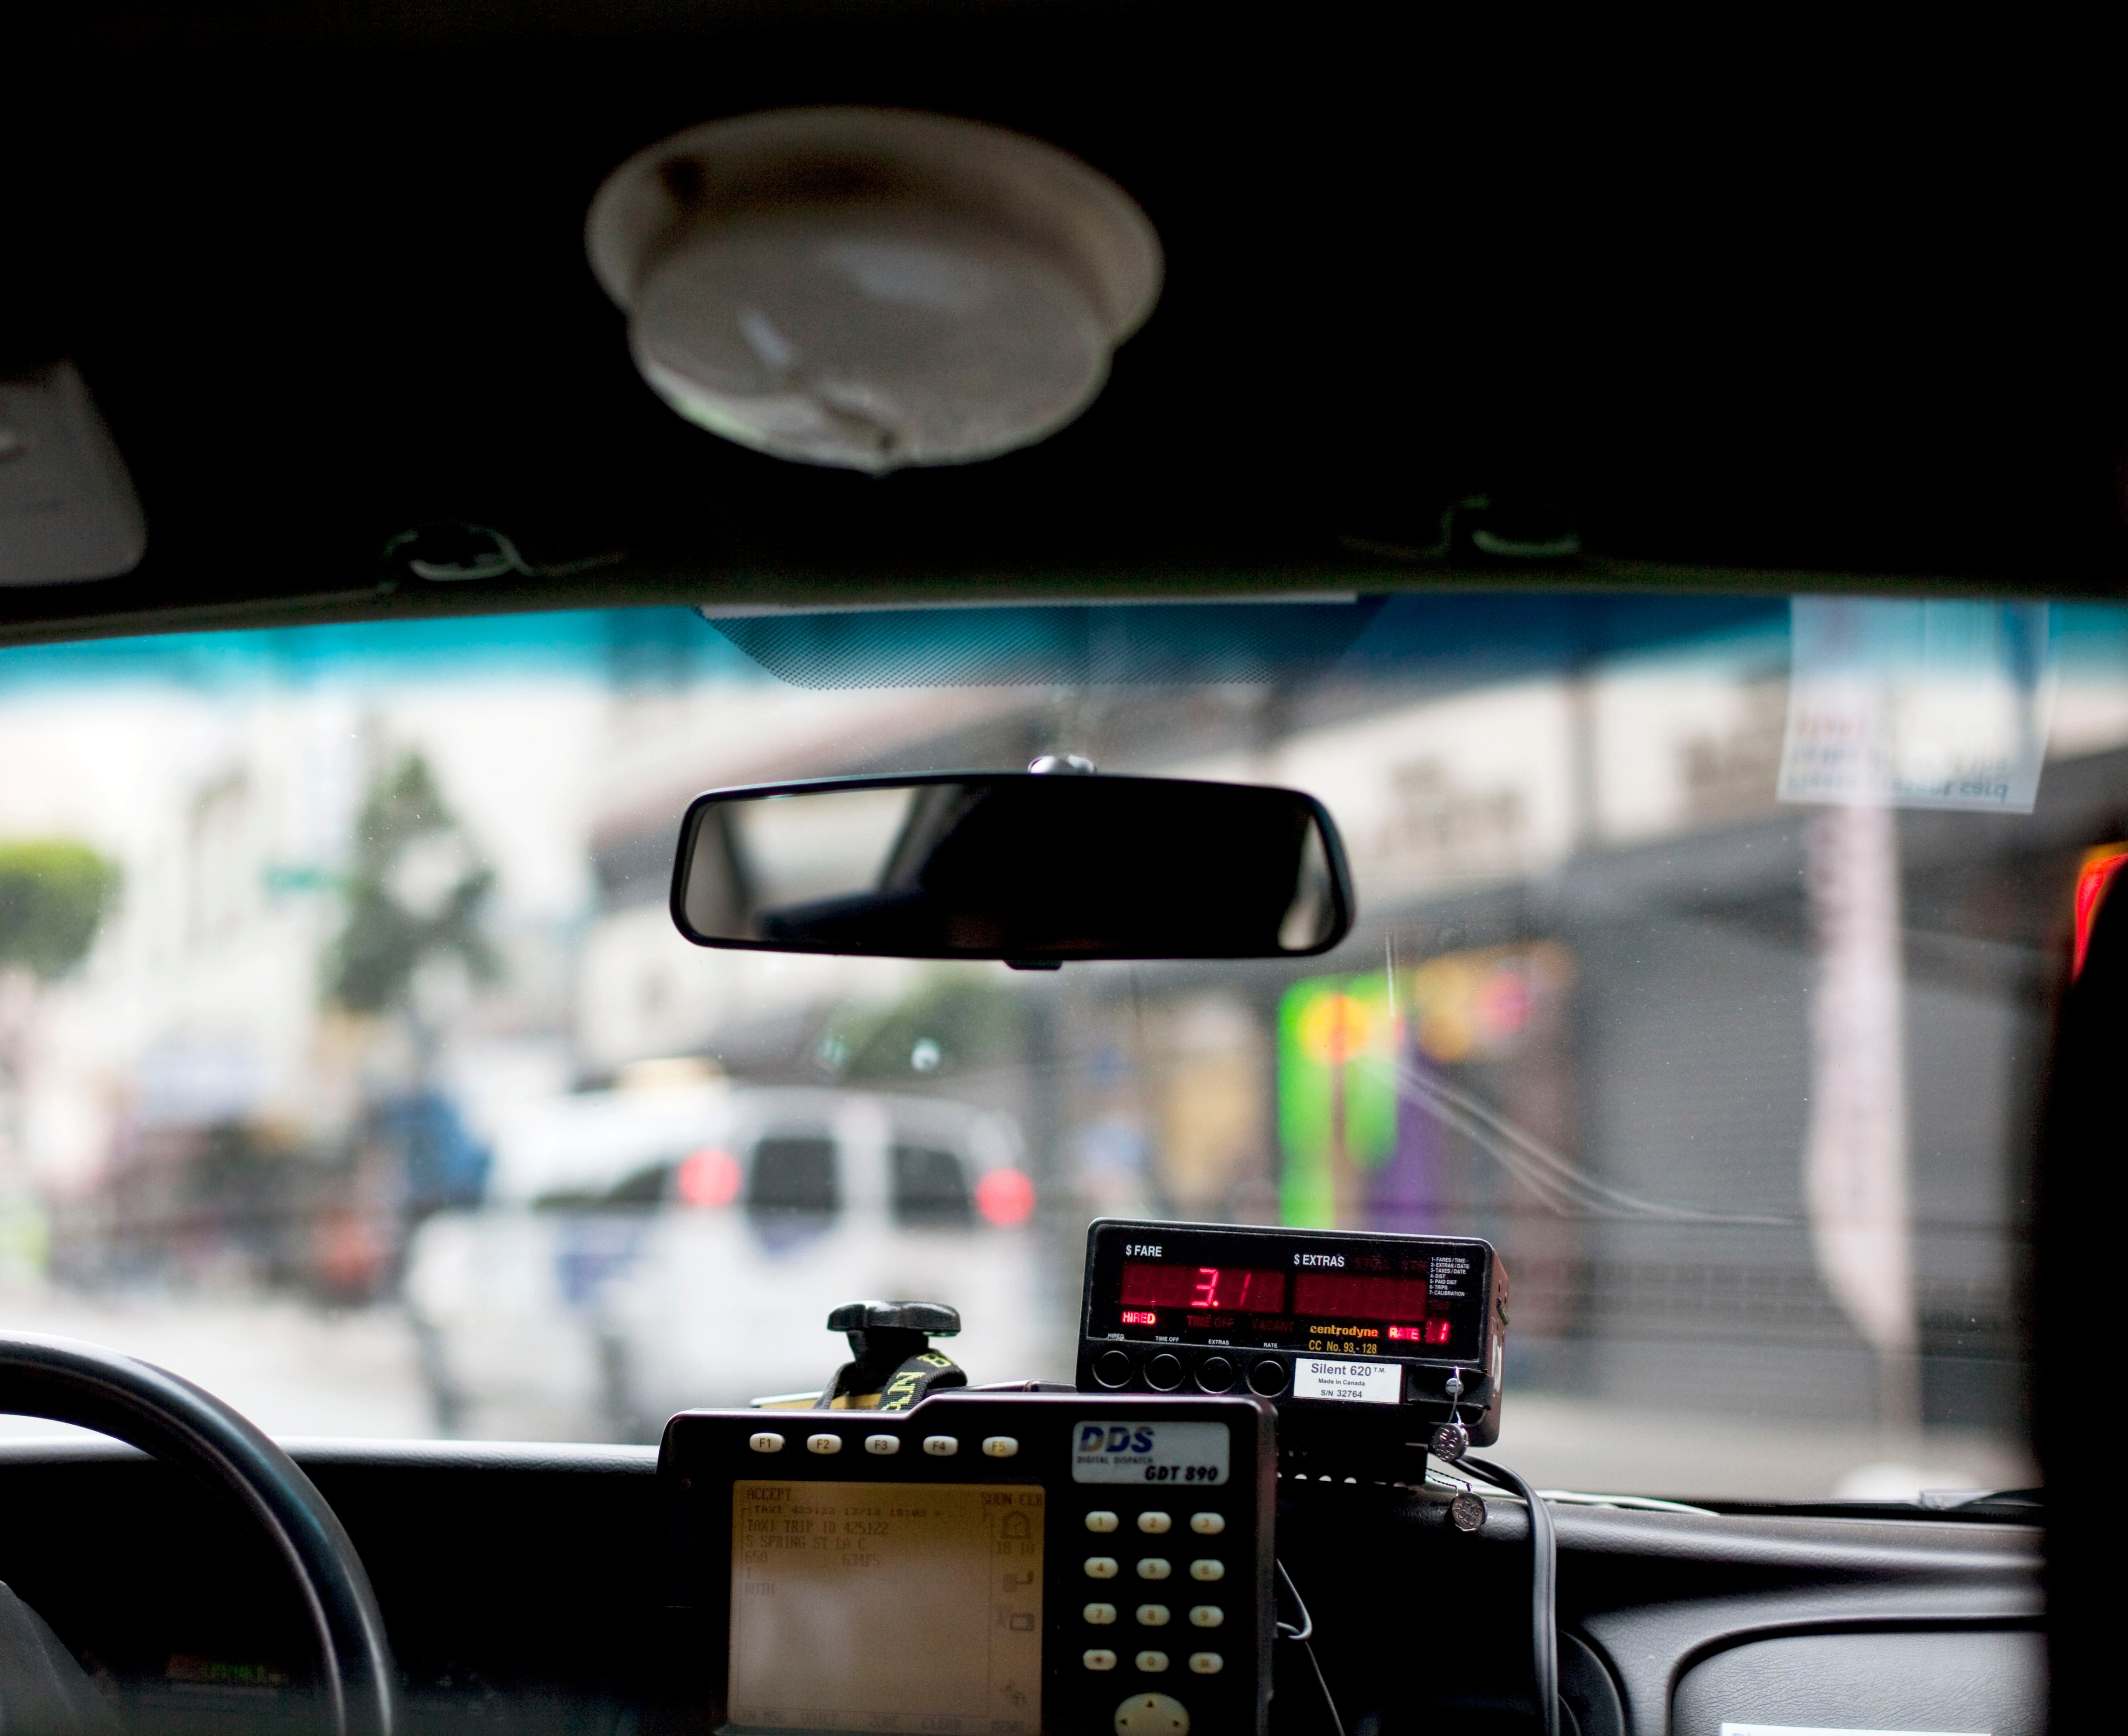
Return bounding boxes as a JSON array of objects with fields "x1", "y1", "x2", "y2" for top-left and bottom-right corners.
[
  {"x1": 660, "y1": 1393, "x2": 1275, "y2": 1736},
  {"x1": 1075, "y1": 1219, "x2": 1507, "y2": 1467}
]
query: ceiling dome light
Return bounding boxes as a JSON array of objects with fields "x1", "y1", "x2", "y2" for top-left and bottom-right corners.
[{"x1": 586, "y1": 108, "x2": 1162, "y2": 474}]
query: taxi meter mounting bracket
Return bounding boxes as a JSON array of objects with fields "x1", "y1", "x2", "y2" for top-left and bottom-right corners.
[
  {"x1": 818, "y1": 1300, "x2": 969, "y2": 1410},
  {"x1": 1074, "y1": 1219, "x2": 1507, "y2": 1476},
  {"x1": 660, "y1": 1391, "x2": 1275, "y2": 1736}
]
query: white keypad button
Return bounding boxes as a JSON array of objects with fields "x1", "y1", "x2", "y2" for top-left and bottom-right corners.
[
  {"x1": 806, "y1": 1434, "x2": 842, "y2": 1455},
  {"x1": 1085, "y1": 1557, "x2": 1120, "y2": 1579},
  {"x1": 1136, "y1": 1511, "x2": 1172, "y2": 1533},
  {"x1": 747, "y1": 1432, "x2": 784, "y2": 1453},
  {"x1": 982, "y1": 1436, "x2": 1020, "y2": 1457},
  {"x1": 1134, "y1": 1650, "x2": 1170, "y2": 1674},
  {"x1": 1136, "y1": 1558, "x2": 1172, "y2": 1580},
  {"x1": 865, "y1": 1434, "x2": 899, "y2": 1455},
  {"x1": 1135, "y1": 1604, "x2": 1170, "y2": 1626},
  {"x1": 1085, "y1": 1512, "x2": 1120, "y2": 1533},
  {"x1": 1188, "y1": 1559, "x2": 1223, "y2": 1582},
  {"x1": 1084, "y1": 1603, "x2": 1118, "y2": 1625},
  {"x1": 922, "y1": 1436, "x2": 959, "y2": 1456},
  {"x1": 1188, "y1": 1652, "x2": 1224, "y2": 1675},
  {"x1": 1084, "y1": 1649, "x2": 1118, "y2": 1672},
  {"x1": 1188, "y1": 1513, "x2": 1225, "y2": 1536},
  {"x1": 1188, "y1": 1605, "x2": 1223, "y2": 1628}
]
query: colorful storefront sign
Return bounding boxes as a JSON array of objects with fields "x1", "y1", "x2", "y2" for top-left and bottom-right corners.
[{"x1": 1276, "y1": 942, "x2": 1571, "y2": 1229}]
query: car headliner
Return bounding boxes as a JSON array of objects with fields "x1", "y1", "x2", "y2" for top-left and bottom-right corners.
[{"x1": 2, "y1": 4, "x2": 2121, "y2": 649}]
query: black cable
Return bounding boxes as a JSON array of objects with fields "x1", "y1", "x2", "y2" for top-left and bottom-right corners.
[
  {"x1": 1459, "y1": 1455, "x2": 1558, "y2": 1736},
  {"x1": 1274, "y1": 1560, "x2": 1345, "y2": 1736}
]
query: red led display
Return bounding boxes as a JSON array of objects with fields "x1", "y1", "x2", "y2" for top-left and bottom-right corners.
[
  {"x1": 1120, "y1": 1262, "x2": 1288, "y2": 1312},
  {"x1": 1386, "y1": 1320, "x2": 1452, "y2": 1344},
  {"x1": 1120, "y1": 1309, "x2": 1158, "y2": 1325},
  {"x1": 1293, "y1": 1272, "x2": 1434, "y2": 1323}
]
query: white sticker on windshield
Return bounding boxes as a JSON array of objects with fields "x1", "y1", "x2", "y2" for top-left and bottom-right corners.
[
  {"x1": 1071, "y1": 1421, "x2": 1229, "y2": 1485},
  {"x1": 1293, "y1": 1358, "x2": 1403, "y2": 1406},
  {"x1": 1720, "y1": 1726, "x2": 1989, "y2": 1736},
  {"x1": 1778, "y1": 596, "x2": 2055, "y2": 812}
]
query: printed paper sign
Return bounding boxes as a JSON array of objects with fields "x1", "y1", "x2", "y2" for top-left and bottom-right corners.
[
  {"x1": 1070, "y1": 1420, "x2": 1229, "y2": 1485},
  {"x1": 1293, "y1": 1358, "x2": 1403, "y2": 1406},
  {"x1": 1778, "y1": 597, "x2": 2055, "y2": 812}
]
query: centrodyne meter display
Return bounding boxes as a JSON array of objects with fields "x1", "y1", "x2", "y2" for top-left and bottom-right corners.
[{"x1": 1077, "y1": 1220, "x2": 1507, "y2": 1456}]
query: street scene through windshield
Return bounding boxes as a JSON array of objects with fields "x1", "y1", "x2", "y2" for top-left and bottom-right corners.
[{"x1": 3, "y1": 594, "x2": 2113, "y2": 1499}]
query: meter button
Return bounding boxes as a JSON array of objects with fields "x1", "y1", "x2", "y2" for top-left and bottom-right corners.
[
  {"x1": 864, "y1": 1435, "x2": 899, "y2": 1455},
  {"x1": 1135, "y1": 1604, "x2": 1170, "y2": 1626},
  {"x1": 1114, "y1": 1693, "x2": 1190, "y2": 1736},
  {"x1": 1145, "y1": 1353, "x2": 1184, "y2": 1390},
  {"x1": 1195, "y1": 1357, "x2": 1236, "y2": 1393},
  {"x1": 1085, "y1": 1512, "x2": 1120, "y2": 1533},
  {"x1": 1135, "y1": 1558, "x2": 1172, "y2": 1580},
  {"x1": 1188, "y1": 1513, "x2": 1225, "y2": 1536},
  {"x1": 1247, "y1": 1359, "x2": 1288, "y2": 1396},
  {"x1": 1136, "y1": 1512, "x2": 1171, "y2": 1534},
  {"x1": 747, "y1": 1432, "x2": 784, "y2": 1453},
  {"x1": 922, "y1": 1436, "x2": 959, "y2": 1456},
  {"x1": 982, "y1": 1436, "x2": 1019, "y2": 1458},
  {"x1": 806, "y1": 1434, "x2": 842, "y2": 1455},
  {"x1": 1085, "y1": 1557, "x2": 1120, "y2": 1580},
  {"x1": 1188, "y1": 1560, "x2": 1224, "y2": 1582},
  {"x1": 1134, "y1": 1651, "x2": 1170, "y2": 1674},
  {"x1": 1188, "y1": 1653, "x2": 1224, "y2": 1675},
  {"x1": 1093, "y1": 1349, "x2": 1133, "y2": 1388},
  {"x1": 1188, "y1": 1605, "x2": 1223, "y2": 1628},
  {"x1": 1084, "y1": 1650, "x2": 1118, "y2": 1672},
  {"x1": 1085, "y1": 1603, "x2": 1118, "y2": 1625}
]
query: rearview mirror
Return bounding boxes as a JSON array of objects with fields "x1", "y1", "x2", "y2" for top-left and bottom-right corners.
[{"x1": 670, "y1": 773, "x2": 1352, "y2": 964}]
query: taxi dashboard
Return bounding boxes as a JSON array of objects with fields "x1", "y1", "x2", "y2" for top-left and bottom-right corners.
[{"x1": 0, "y1": 1433, "x2": 2043, "y2": 1736}]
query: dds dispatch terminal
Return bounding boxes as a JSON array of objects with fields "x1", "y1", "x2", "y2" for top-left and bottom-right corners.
[{"x1": 662, "y1": 1393, "x2": 1275, "y2": 1736}]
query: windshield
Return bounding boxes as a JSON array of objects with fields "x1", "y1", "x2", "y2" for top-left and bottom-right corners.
[{"x1": 2, "y1": 592, "x2": 2109, "y2": 1502}]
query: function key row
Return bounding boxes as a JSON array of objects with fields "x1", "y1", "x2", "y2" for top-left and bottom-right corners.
[
  {"x1": 1090, "y1": 1347, "x2": 1290, "y2": 1397},
  {"x1": 747, "y1": 1431, "x2": 1019, "y2": 1457},
  {"x1": 1085, "y1": 1512, "x2": 1225, "y2": 1535}
]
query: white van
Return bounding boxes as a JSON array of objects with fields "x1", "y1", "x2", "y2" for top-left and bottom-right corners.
[{"x1": 404, "y1": 1084, "x2": 1058, "y2": 1440}]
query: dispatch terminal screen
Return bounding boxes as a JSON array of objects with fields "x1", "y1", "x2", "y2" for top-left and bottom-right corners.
[{"x1": 728, "y1": 1481, "x2": 1046, "y2": 1735}]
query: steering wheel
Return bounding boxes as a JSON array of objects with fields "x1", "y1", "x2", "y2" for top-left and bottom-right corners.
[{"x1": 0, "y1": 1333, "x2": 399, "y2": 1736}]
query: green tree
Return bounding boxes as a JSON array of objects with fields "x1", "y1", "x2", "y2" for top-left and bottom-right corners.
[
  {"x1": 0, "y1": 841, "x2": 121, "y2": 979},
  {"x1": 329, "y1": 751, "x2": 497, "y2": 1015}
]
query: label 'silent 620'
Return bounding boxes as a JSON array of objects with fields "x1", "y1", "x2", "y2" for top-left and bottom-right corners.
[
  {"x1": 1070, "y1": 1420, "x2": 1231, "y2": 1484},
  {"x1": 1293, "y1": 1358, "x2": 1404, "y2": 1406}
]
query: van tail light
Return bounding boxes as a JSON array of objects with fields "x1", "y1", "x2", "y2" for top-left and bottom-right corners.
[
  {"x1": 676, "y1": 1147, "x2": 742, "y2": 1207},
  {"x1": 974, "y1": 1167, "x2": 1036, "y2": 1227}
]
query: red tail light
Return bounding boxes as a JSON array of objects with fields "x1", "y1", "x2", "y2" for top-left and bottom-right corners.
[
  {"x1": 676, "y1": 1147, "x2": 742, "y2": 1207},
  {"x1": 974, "y1": 1167, "x2": 1036, "y2": 1226}
]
